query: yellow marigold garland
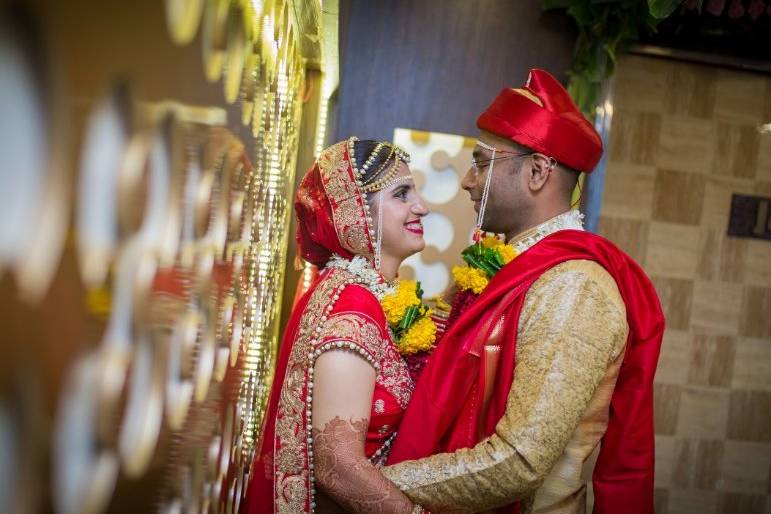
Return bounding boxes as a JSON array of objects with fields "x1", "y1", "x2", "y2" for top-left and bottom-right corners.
[
  {"x1": 381, "y1": 280, "x2": 437, "y2": 355},
  {"x1": 451, "y1": 266, "x2": 489, "y2": 294},
  {"x1": 453, "y1": 233, "x2": 518, "y2": 294},
  {"x1": 399, "y1": 314, "x2": 437, "y2": 355},
  {"x1": 381, "y1": 279, "x2": 421, "y2": 325}
]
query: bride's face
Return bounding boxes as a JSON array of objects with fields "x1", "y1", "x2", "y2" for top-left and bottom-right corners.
[{"x1": 370, "y1": 162, "x2": 429, "y2": 262}]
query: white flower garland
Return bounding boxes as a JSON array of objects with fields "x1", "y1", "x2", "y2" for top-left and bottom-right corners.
[{"x1": 324, "y1": 254, "x2": 395, "y2": 301}]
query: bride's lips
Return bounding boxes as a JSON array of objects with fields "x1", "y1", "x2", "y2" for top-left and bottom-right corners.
[{"x1": 404, "y1": 220, "x2": 424, "y2": 235}]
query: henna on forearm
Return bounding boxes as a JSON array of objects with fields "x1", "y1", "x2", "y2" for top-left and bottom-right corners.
[{"x1": 312, "y1": 416, "x2": 416, "y2": 514}]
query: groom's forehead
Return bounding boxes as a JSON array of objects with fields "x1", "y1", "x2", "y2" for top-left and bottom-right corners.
[
  {"x1": 474, "y1": 131, "x2": 521, "y2": 157},
  {"x1": 475, "y1": 131, "x2": 504, "y2": 156},
  {"x1": 472, "y1": 143, "x2": 492, "y2": 159}
]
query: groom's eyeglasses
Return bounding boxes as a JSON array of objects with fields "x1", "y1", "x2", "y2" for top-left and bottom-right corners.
[{"x1": 470, "y1": 151, "x2": 532, "y2": 176}]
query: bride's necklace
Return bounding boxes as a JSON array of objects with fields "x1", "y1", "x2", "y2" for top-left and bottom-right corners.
[
  {"x1": 324, "y1": 254, "x2": 437, "y2": 356},
  {"x1": 324, "y1": 254, "x2": 395, "y2": 300}
]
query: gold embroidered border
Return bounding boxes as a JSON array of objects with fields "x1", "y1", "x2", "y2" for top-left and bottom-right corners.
[{"x1": 318, "y1": 140, "x2": 374, "y2": 260}]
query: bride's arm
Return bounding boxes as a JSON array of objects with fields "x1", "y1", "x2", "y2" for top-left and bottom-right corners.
[{"x1": 312, "y1": 350, "x2": 418, "y2": 514}]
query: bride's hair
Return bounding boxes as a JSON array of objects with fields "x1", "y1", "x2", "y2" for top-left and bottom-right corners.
[{"x1": 353, "y1": 139, "x2": 400, "y2": 186}]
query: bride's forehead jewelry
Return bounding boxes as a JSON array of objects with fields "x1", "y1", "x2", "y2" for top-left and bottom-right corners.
[
  {"x1": 360, "y1": 151, "x2": 411, "y2": 193},
  {"x1": 379, "y1": 175, "x2": 413, "y2": 191},
  {"x1": 360, "y1": 142, "x2": 386, "y2": 177},
  {"x1": 361, "y1": 143, "x2": 410, "y2": 185},
  {"x1": 364, "y1": 145, "x2": 396, "y2": 184}
]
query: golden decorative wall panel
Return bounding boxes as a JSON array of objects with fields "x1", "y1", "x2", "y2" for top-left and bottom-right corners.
[{"x1": 0, "y1": 1, "x2": 321, "y2": 512}]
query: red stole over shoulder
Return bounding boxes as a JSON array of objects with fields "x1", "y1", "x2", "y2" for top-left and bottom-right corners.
[{"x1": 387, "y1": 230, "x2": 664, "y2": 514}]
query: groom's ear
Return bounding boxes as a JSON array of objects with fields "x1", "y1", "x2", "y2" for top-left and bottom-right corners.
[{"x1": 527, "y1": 153, "x2": 552, "y2": 192}]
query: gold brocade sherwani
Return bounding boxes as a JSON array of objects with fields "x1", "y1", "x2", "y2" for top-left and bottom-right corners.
[{"x1": 382, "y1": 213, "x2": 629, "y2": 514}]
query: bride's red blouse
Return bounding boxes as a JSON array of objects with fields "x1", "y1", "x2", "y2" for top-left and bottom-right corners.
[{"x1": 244, "y1": 266, "x2": 413, "y2": 513}]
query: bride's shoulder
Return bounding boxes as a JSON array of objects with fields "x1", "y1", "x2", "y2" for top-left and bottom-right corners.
[
  {"x1": 316, "y1": 270, "x2": 382, "y2": 320},
  {"x1": 336, "y1": 283, "x2": 382, "y2": 315}
]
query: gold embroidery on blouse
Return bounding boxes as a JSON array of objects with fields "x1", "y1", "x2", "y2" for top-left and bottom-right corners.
[
  {"x1": 314, "y1": 311, "x2": 414, "y2": 411},
  {"x1": 274, "y1": 268, "x2": 414, "y2": 513}
]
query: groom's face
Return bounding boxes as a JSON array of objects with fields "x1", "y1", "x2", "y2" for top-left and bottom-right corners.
[{"x1": 461, "y1": 131, "x2": 531, "y2": 235}]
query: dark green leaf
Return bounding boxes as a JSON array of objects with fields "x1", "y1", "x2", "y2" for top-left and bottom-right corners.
[
  {"x1": 400, "y1": 305, "x2": 419, "y2": 329},
  {"x1": 542, "y1": 0, "x2": 574, "y2": 10},
  {"x1": 647, "y1": 0, "x2": 681, "y2": 19},
  {"x1": 567, "y1": 2, "x2": 595, "y2": 26},
  {"x1": 462, "y1": 252, "x2": 483, "y2": 269}
]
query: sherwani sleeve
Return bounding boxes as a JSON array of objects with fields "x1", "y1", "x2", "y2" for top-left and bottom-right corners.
[{"x1": 381, "y1": 260, "x2": 629, "y2": 512}]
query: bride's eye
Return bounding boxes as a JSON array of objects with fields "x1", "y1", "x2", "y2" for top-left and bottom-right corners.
[{"x1": 392, "y1": 186, "x2": 409, "y2": 200}]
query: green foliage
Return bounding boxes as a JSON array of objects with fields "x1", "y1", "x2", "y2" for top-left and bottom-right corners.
[
  {"x1": 462, "y1": 244, "x2": 504, "y2": 278},
  {"x1": 648, "y1": 0, "x2": 689, "y2": 18},
  {"x1": 392, "y1": 282, "x2": 427, "y2": 340},
  {"x1": 543, "y1": 0, "x2": 688, "y2": 119}
]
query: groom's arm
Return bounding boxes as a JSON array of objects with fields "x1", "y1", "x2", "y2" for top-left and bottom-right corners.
[{"x1": 382, "y1": 260, "x2": 628, "y2": 512}]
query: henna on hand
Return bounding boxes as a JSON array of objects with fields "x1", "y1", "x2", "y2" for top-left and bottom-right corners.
[{"x1": 312, "y1": 416, "x2": 415, "y2": 514}]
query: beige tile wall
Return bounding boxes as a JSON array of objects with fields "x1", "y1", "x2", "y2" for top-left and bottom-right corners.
[{"x1": 600, "y1": 55, "x2": 771, "y2": 514}]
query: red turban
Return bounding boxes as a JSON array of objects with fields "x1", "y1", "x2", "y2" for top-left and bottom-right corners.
[{"x1": 477, "y1": 69, "x2": 603, "y2": 172}]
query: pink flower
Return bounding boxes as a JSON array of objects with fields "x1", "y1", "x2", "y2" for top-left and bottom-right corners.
[
  {"x1": 748, "y1": 0, "x2": 765, "y2": 19},
  {"x1": 706, "y1": 0, "x2": 727, "y2": 15},
  {"x1": 728, "y1": 0, "x2": 745, "y2": 18}
]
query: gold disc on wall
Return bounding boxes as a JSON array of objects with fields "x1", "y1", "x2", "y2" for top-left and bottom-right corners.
[
  {"x1": 202, "y1": 0, "x2": 230, "y2": 82},
  {"x1": 165, "y1": 0, "x2": 205, "y2": 46}
]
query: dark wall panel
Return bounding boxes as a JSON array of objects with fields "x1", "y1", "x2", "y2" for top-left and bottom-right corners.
[{"x1": 335, "y1": 0, "x2": 577, "y2": 142}]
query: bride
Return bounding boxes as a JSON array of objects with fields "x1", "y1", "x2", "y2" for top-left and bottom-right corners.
[{"x1": 244, "y1": 137, "x2": 430, "y2": 513}]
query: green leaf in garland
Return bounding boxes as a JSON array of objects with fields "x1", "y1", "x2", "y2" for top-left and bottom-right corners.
[{"x1": 400, "y1": 305, "x2": 420, "y2": 330}]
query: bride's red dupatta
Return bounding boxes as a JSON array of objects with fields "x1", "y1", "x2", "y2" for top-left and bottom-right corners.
[
  {"x1": 387, "y1": 230, "x2": 664, "y2": 514},
  {"x1": 243, "y1": 271, "x2": 318, "y2": 513},
  {"x1": 243, "y1": 139, "x2": 379, "y2": 513}
]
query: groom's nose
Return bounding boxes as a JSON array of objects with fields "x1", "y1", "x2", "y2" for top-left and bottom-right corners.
[{"x1": 461, "y1": 166, "x2": 476, "y2": 192}]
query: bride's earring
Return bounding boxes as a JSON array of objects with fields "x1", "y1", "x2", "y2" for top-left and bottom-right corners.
[{"x1": 375, "y1": 189, "x2": 384, "y2": 270}]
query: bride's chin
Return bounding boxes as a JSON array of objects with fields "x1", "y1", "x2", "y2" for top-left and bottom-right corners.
[{"x1": 400, "y1": 243, "x2": 425, "y2": 260}]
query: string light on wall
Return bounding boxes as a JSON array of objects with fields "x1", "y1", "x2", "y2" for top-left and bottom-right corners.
[{"x1": 43, "y1": 1, "x2": 314, "y2": 513}]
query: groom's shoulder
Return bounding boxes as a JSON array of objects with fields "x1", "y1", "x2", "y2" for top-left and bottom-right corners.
[{"x1": 529, "y1": 259, "x2": 625, "y2": 317}]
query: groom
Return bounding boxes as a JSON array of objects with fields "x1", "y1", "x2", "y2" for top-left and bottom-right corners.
[{"x1": 382, "y1": 69, "x2": 664, "y2": 514}]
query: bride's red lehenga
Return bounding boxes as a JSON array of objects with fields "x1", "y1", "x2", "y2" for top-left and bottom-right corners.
[{"x1": 243, "y1": 139, "x2": 414, "y2": 513}]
